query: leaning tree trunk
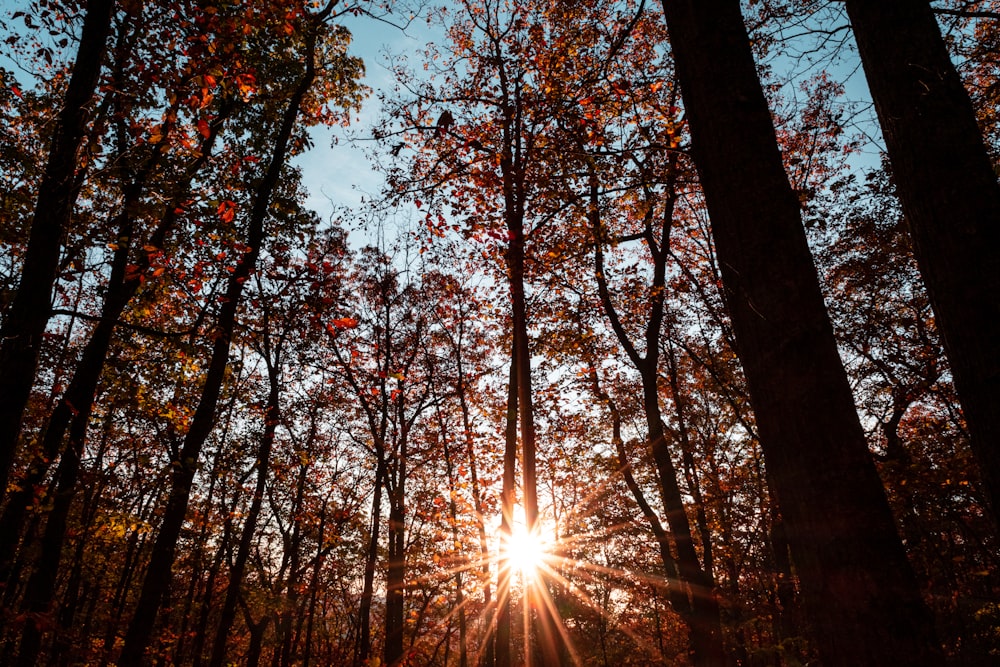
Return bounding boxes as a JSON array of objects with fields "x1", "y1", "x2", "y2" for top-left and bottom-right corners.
[
  {"x1": 844, "y1": 0, "x2": 1000, "y2": 523},
  {"x1": 589, "y1": 162, "x2": 725, "y2": 667},
  {"x1": 0, "y1": 0, "x2": 115, "y2": 500},
  {"x1": 9, "y1": 96, "x2": 232, "y2": 666},
  {"x1": 116, "y1": 23, "x2": 320, "y2": 661},
  {"x1": 0, "y1": 98, "x2": 232, "y2": 582},
  {"x1": 657, "y1": 1, "x2": 942, "y2": 664}
]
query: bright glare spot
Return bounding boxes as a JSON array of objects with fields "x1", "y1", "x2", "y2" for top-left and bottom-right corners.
[{"x1": 506, "y1": 526, "x2": 547, "y2": 577}]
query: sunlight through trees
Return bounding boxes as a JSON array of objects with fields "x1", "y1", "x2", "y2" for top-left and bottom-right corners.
[{"x1": 0, "y1": 0, "x2": 998, "y2": 665}]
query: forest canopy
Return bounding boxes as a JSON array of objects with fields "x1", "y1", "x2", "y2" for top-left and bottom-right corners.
[{"x1": 0, "y1": 0, "x2": 998, "y2": 665}]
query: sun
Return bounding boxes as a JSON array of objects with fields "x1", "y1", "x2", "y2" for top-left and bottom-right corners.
[{"x1": 505, "y1": 526, "x2": 548, "y2": 578}]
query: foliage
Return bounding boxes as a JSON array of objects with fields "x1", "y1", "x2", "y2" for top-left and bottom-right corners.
[{"x1": 0, "y1": 0, "x2": 996, "y2": 665}]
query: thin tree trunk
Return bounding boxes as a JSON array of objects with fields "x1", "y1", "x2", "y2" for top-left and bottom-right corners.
[
  {"x1": 587, "y1": 367, "x2": 687, "y2": 616},
  {"x1": 448, "y1": 301, "x2": 493, "y2": 667},
  {"x1": 435, "y1": 405, "x2": 469, "y2": 667},
  {"x1": 495, "y1": 352, "x2": 517, "y2": 667},
  {"x1": 207, "y1": 353, "x2": 281, "y2": 667},
  {"x1": 657, "y1": 1, "x2": 942, "y2": 664},
  {"x1": 356, "y1": 467, "x2": 383, "y2": 666},
  {"x1": 588, "y1": 162, "x2": 725, "y2": 666},
  {"x1": 278, "y1": 463, "x2": 307, "y2": 667},
  {"x1": 844, "y1": 0, "x2": 1000, "y2": 523},
  {"x1": 0, "y1": 0, "x2": 115, "y2": 495},
  {"x1": 384, "y1": 480, "x2": 405, "y2": 666},
  {"x1": 302, "y1": 507, "x2": 327, "y2": 667},
  {"x1": 116, "y1": 22, "x2": 319, "y2": 659},
  {"x1": 240, "y1": 601, "x2": 270, "y2": 667}
]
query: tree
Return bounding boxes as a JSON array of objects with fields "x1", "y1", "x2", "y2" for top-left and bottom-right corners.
[
  {"x1": 382, "y1": 1, "x2": 567, "y2": 660},
  {"x1": 843, "y1": 0, "x2": 1000, "y2": 524},
  {"x1": 117, "y1": 4, "x2": 363, "y2": 659},
  {"x1": 0, "y1": 0, "x2": 116, "y2": 501},
  {"x1": 656, "y1": 0, "x2": 942, "y2": 663}
]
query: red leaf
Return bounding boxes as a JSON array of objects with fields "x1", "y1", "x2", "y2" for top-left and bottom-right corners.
[{"x1": 216, "y1": 200, "x2": 236, "y2": 223}]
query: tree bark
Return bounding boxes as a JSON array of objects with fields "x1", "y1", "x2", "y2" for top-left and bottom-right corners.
[
  {"x1": 844, "y1": 0, "x2": 1000, "y2": 523},
  {"x1": 657, "y1": 1, "x2": 942, "y2": 664}
]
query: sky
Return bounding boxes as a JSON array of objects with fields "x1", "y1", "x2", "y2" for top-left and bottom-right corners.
[
  {"x1": 0, "y1": 0, "x2": 890, "y2": 231},
  {"x1": 298, "y1": 1, "x2": 889, "y2": 233},
  {"x1": 292, "y1": 7, "x2": 441, "y2": 228}
]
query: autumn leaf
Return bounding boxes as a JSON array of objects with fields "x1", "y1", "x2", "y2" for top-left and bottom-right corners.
[
  {"x1": 216, "y1": 200, "x2": 236, "y2": 223},
  {"x1": 330, "y1": 316, "x2": 359, "y2": 329}
]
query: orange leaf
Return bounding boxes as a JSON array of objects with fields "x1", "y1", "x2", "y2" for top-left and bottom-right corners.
[{"x1": 331, "y1": 316, "x2": 359, "y2": 330}]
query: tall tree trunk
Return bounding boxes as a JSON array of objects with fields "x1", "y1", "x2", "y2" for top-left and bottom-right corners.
[
  {"x1": 356, "y1": 467, "x2": 383, "y2": 666},
  {"x1": 586, "y1": 367, "x2": 689, "y2": 619},
  {"x1": 240, "y1": 602, "x2": 270, "y2": 667},
  {"x1": 589, "y1": 161, "x2": 725, "y2": 666},
  {"x1": 0, "y1": 0, "x2": 115, "y2": 503},
  {"x1": 0, "y1": 98, "x2": 231, "y2": 578},
  {"x1": 657, "y1": 1, "x2": 942, "y2": 664},
  {"x1": 116, "y1": 22, "x2": 319, "y2": 660},
  {"x1": 302, "y1": 506, "x2": 328, "y2": 667},
  {"x1": 207, "y1": 353, "x2": 281, "y2": 667},
  {"x1": 384, "y1": 479, "x2": 405, "y2": 666},
  {"x1": 10, "y1": 93, "x2": 233, "y2": 664},
  {"x1": 844, "y1": 0, "x2": 1000, "y2": 523},
  {"x1": 437, "y1": 408, "x2": 469, "y2": 667},
  {"x1": 278, "y1": 463, "x2": 307, "y2": 667},
  {"x1": 495, "y1": 352, "x2": 518, "y2": 667},
  {"x1": 451, "y1": 332, "x2": 493, "y2": 667}
]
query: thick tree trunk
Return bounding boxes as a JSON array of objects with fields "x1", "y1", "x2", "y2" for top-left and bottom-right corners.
[
  {"x1": 0, "y1": 0, "x2": 115, "y2": 501},
  {"x1": 844, "y1": 0, "x2": 1000, "y2": 522},
  {"x1": 657, "y1": 1, "x2": 942, "y2": 664}
]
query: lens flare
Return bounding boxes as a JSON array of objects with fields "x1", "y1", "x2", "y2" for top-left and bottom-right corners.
[{"x1": 505, "y1": 526, "x2": 547, "y2": 577}]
